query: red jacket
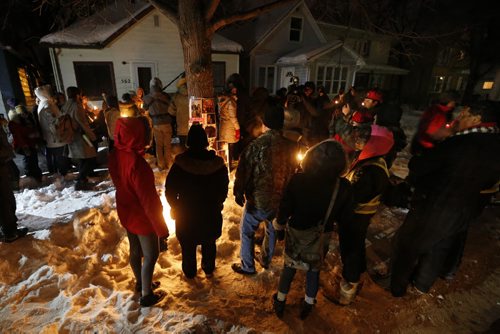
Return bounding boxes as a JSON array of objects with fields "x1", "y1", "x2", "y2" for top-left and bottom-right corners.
[{"x1": 108, "y1": 117, "x2": 169, "y2": 237}]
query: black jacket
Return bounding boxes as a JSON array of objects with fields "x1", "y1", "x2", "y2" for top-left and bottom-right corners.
[
  {"x1": 165, "y1": 149, "x2": 229, "y2": 243},
  {"x1": 276, "y1": 174, "x2": 354, "y2": 233},
  {"x1": 399, "y1": 129, "x2": 500, "y2": 252}
]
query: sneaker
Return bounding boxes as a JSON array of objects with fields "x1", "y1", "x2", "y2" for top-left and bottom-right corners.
[
  {"x1": 135, "y1": 281, "x2": 161, "y2": 293},
  {"x1": 139, "y1": 291, "x2": 165, "y2": 307},
  {"x1": 272, "y1": 293, "x2": 286, "y2": 318},
  {"x1": 299, "y1": 300, "x2": 315, "y2": 319},
  {"x1": 338, "y1": 279, "x2": 359, "y2": 306},
  {"x1": 231, "y1": 263, "x2": 256, "y2": 275},
  {"x1": 0, "y1": 227, "x2": 28, "y2": 243}
]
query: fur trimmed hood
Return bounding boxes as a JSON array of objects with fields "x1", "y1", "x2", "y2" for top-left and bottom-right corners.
[{"x1": 174, "y1": 149, "x2": 226, "y2": 176}]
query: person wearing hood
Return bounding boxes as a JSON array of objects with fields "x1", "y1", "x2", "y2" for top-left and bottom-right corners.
[
  {"x1": 35, "y1": 85, "x2": 69, "y2": 177},
  {"x1": 335, "y1": 124, "x2": 394, "y2": 305},
  {"x1": 143, "y1": 77, "x2": 175, "y2": 170},
  {"x1": 165, "y1": 124, "x2": 229, "y2": 279},
  {"x1": 232, "y1": 98, "x2": 298, "y2": 275},
  {"x1": 108, "y1": 116, "x2": 169, "y2": 307},
  {"x1": 272, "y1": 140, "x2": 354, "y2": 319},
  {"x1": 390, "y1": 101, "x2": 500, "y2": 297},
  {"x1": 168, "y1": 77, "x2": 189, "y2": 148},
  {"x1": 61, "y1": 87, "x2": 97, "y2": 191}
]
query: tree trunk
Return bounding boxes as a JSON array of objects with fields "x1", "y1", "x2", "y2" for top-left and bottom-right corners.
[{"x1": 178, "y1": 0, "x2": 214, "y2": 99}]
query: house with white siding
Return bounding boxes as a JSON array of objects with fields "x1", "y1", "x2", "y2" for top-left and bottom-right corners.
[
  {"x1": 220, "y1": 0, "x2": 407, "y2": 96},
  {"x1": 40, "y1": 0, "x2": 242, "y2": 104}
]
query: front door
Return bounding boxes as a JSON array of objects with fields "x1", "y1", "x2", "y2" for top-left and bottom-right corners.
[
  {"x1": 280, "y1": 66, "x2": 296, "y2": 89},
  {"x1": 132, "y1": 62, "x2": 157, "y2": 95}
]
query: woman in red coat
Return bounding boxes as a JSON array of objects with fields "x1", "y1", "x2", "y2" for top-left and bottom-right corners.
[{"x1": 108, "y1": 116, "x2": 169, "y2": 307}]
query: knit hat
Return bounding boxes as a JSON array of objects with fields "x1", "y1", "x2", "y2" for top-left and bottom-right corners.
[
  {"x1": 263, "y1": 100, "x2": 284, "y2": 130},
  {"x1": 7, "y1": 98, "x2": 18, "y2": 108},
  {"x1": 302, "y1": 139, "x2": 346, "y2": 177},
  {"x1": 187, "y1": 124, "x2": 209, "y2": 149},
  {"x1": 366, "y1": 90, "x2": 383, "y2": 103}
]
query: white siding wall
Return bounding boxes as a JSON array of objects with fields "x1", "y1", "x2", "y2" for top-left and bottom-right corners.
[
  {"x1": 56, "y1": 10, "x2": 239, "y2": 99},
  {"x1": 212, "y1": 54, "x2": 239, "y2": 77}
]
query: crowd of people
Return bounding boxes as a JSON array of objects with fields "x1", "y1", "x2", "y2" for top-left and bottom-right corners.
[{"x1": 1, "y1": 74, "x2": 499, "y2": 319}]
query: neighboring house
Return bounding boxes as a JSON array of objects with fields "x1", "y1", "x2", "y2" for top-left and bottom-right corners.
[
  {"x1": 474, "y1": 65, "x2": 500, "y2": 101},
  {"x1": 427, "y1": 46, "x2": 469, "y2": 103},
  {"x1": 40, "y1": 0, "x2": 242, "y2": 104},
  {"x1": 220, "y1": 0, "x2": 407, "y2": 96},
  {"x1": 0, "y1": 50, "x2": 37, "y2": 117},
  {"x1": 317, "y1": 22, "x2": 408, "y2": 92}
]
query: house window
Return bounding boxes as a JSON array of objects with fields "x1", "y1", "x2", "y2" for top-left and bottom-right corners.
[
  {"x1": 213, "y1": 61, "x2": 226, "y2": 93},
  {"x1": 456, "y1": 76, "x2": 466, "y2": 91},
  {"x1": 445, "y1": 76, "x2": 453, "y2": 91},
  {"x1": 431, "y1": 76, "x2": 445, "y2": 92},
  {"x1": 316, "y1": 65, "x2": 348, "y2": 94},
  {"x1": 361, "y1": 40, "x2": 371, "y2": 57},
  {"x1": 353, "y1": 40, "x2": 371, "y2": 57},
  {"x1": 482, "y1": 81, "x2": 494, "y2": 90},
  {"x1": 17, "y1": 68, "x2": 35, "y2": 107},
  {"x1": 289, "y1": 17, "x2": 303, "y2": 42},
  {"x1": 74, "y1": 62, "x2": 116, "y2": 100},
  {"x1": 258, "y1": 66, "x2": 276, "y2": 92}
]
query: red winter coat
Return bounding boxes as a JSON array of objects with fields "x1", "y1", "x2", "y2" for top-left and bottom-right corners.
[
  {"x1": 415, "y1": 103, "x2": 453, "y2": 150},
  {"x1": 108, "y1": 117, "x2": 169, "y2": 237}
]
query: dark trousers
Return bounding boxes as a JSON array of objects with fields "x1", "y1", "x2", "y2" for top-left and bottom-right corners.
[
  {"x1": 23, "y1": 148, "x2": 42, "y2": 181},
  {"x1": 391, "y1": 232, "x2": 460, "y2": 295},
  {"x1": 46, "y1": 146, "x2": 70, "y2": 175},
  {"x1": 7, "y1": 160, "x2": 20, "y2": 189},
  {"x1": 338, "y1": 213, "x2": 372, "y2": 283},
  {"x1": 179, "y1": 238, "x2": 217, "y2": 278},
  {"x1": 278, "y1": 266, "x2": 320, "y2": 299},
  {"x1": 76, "y1": 158, "x2": 95, "y2": 183},
  {"x1": 0, "y1": 163, "x2": 18, "y2": 235}
]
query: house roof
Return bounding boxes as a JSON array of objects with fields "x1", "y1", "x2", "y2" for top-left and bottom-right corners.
[
  {"x1": 276, "y1": 40, "x2": 364, "y2": 66},
  {"x1": 358, "y1": 63, "x2": 409, "y2": 75},
  {"x1": 40, "y1": 0, "x2": 242, "y2": 52},
  {"x1": 219, "y1": 0, "x2": 322, "y2": 53}
]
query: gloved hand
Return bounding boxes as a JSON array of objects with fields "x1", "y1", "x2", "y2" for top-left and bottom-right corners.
[
  {"x1": 276, "y1": 229, "x2": 285, "y2": 241},
  {"x1": 235, "y1": 194, "x2": 245, "y2": 207},
  {"x1": 235, "y1": 129, "x2": 240, "y2": 140},
  {"x1": 159, "y1": 236, "x2": 168, "y2": 252}
]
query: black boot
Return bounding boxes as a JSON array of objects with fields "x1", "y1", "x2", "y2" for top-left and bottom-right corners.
[
  {"x1": 272, "y1": 293, "x2": 286, "y2": 318},
  {"x1": 300, "y1": 300, "x2": 315, "y2": 319}
]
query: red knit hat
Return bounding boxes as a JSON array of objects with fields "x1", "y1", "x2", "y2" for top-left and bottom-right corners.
[{"x1": 366, "y1": 90, "x2": 383, "y2": 103}]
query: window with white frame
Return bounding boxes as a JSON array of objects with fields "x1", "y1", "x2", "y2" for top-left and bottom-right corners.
[
  {"x1": 431, "y1": 76, "x2": 445, "y2": 92},
  {"x1": 258, "y1": 66, "x2": 276, "y2": 91},
  {"x1": 289, "y1": 17, "x2": 303, "y2": 42},
  {"x1": 316, "y1": 65, "x2": 348, "y2": 94}
]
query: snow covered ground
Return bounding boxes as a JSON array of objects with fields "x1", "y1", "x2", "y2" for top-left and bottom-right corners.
[{"x1": 2, "y1": 109, "x2": 499, "y2": 333}]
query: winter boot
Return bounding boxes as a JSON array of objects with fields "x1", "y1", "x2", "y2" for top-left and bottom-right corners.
[
  {"x1": 140, "y1": 291, "x2": 165, "y2": 307},
  {"x1": 299, "y1": 299, "x2": 315, "y2": 319},
  {"x1": 338, "y1": 279, "x2": 359, "y2": 306},
  {"x1": 272, "y1": 293, "x2": 286, "y2": 318}
]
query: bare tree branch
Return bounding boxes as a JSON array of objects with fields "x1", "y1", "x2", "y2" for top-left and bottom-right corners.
[
  {"x1": 204, "y1": 0, "x2": 220, "y2": 23},
  {"x1": 208, "y1": 0, "x2": 296, "y2": 35},
  {"x1": 149, "y1": 0, "x2": 179, "y2": 26}
]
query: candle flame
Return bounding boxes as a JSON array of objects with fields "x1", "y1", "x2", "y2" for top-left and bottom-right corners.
[{"x1": 160, "y1": 194, "x2": 176, "y2": 234}]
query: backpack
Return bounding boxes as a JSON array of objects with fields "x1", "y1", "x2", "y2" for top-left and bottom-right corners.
[{"x1": 55, "y1": 114, "x2": 75, "y2": 144}]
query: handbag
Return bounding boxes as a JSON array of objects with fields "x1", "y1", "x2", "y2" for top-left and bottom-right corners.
[{"x1": 285, "y1": 179, "x2": 340, "y2": 269}]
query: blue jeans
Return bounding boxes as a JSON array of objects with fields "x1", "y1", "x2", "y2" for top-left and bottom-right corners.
[
  {"x1": 278, "y1": 266, "x2": 320, "y2": 299},
  {"x1": 239, "y1": 204, "x2": 276, "y2": 272}
]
